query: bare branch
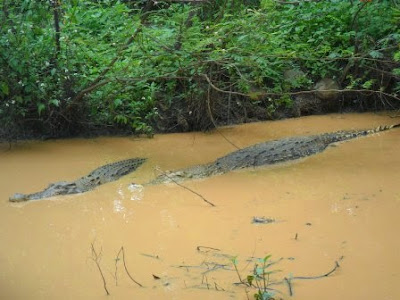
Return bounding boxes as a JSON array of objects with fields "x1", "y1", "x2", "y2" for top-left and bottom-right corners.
[
  {"x1": 90, "y1": 243, "x2": 110, "y2": 296},
  {"x1": 115, "y1": 247, "x2": 143, "y2": 287},
  {"x1": 161, "y1": 172, "x2": 216, "y2": 207}
]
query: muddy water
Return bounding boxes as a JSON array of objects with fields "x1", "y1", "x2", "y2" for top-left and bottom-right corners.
[{"x1": 0, "y1": 113, "x2": 399, "y2": 300}]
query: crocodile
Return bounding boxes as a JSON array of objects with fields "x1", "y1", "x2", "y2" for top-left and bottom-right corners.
[
  {"x1": 9, "y1": 158, "x2": 146, "y2": 202},
  {"x1": 151, "y1": 123, "x2": 400, "y2": 184}
]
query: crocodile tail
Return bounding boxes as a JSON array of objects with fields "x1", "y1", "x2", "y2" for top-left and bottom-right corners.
[{"x1": 325, "y1": 123, "x2": 400, "y2": 143}]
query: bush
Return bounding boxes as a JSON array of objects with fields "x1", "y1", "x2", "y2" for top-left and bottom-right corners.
[{"x1": 1, "y1": 0, "x2": 399, "y2": 140}]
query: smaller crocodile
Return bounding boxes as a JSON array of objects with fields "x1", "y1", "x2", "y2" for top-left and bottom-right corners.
[
  {"x1": 151, "y1": 123, "x2": 400, "y2": 184},
  {"x1": 9, "y1": 158, "x2": 146, "y2": 202}
]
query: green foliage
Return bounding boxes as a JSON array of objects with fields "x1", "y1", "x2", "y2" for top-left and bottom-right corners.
[
  {"x1": 0, "y1": 0, "x2": 399, "y2": 139},
  {"x1": 232, "y1": 255, "x2": 279, "y2": 300}
]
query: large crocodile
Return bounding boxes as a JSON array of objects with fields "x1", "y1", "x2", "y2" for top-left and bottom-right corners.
[
  {"x1": 9, "y1": 158, "x2": 146, "y2": 202},
  {"x1": 9, "y1": 123, "x2": 399, "y2": 201},
  {"x1": 150, "y1": 123, "x2": 400, "y2": 184}
]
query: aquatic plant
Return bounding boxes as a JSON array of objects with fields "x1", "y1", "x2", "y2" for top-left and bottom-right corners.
[{"x1": 232, "y1": 255, "x2": 281, "y2": 300}]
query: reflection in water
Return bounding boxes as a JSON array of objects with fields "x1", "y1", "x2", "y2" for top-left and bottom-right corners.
[
  {"x1": 113, "y1": 198, "x2": 125, "y2": 213},
  {"x1": 128, "y1": 183, "x2": 144, "y2": 201},
  {"x1": 0, "y1": 113, "x2": 399, "y2": 300}
]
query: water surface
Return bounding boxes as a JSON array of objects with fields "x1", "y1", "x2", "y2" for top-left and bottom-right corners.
[{"x1": 1, "y1": 113, "x2": 399, "y2": 299}]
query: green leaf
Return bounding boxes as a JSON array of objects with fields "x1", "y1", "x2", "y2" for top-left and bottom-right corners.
[
  {"x1": 114, "y1": 115, "x2": 128, "y2": 124},
  {"x1": 362, "y1": 80, "x2": 374, "y2": 89},
  {"x1": 0, "y1": 82, "x2": 9, "y2": 96},
  {"x1": 246, "y1": 275, "x2": 254, "y2": 286},
  {"x1": 49, "y1": 99, "x2": 60, "y2": 107},
  {"x1": 231, "y1": 256, "x2": 238, "y2": 265},
  {"x1": 263, "y1": 255, "x2": 272, "y2": 262},
  {"x1": 369, "y1": 50, "x2": 383, "y2": 59},
  {"x1": 394, "y1": 52, "x2": 400, "y2": 62},
  {"x1": 114, "y1": 98, "x2": 123, "y2": 107},
  {"x1": 37, "y1": 103, "x2": 46, "y2": 116}
]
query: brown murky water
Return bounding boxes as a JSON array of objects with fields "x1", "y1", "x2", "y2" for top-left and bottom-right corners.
[{"x1": 1, "y1": 113, "x2": 399, "y2": 300}]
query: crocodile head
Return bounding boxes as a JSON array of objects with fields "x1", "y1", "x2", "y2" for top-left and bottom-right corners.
[
  {"x1": 9, "y1": 193, "x2": 29, "y2": 202},
  {"x1": 9, "y1": 181, "x2": 81, "y2": 202}
]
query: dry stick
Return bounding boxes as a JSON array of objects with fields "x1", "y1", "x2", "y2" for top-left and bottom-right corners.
[
  {"x1": 232, "y1": 260, "x2": 244, "y2": 284},
  {"x1": 284, "y1": 277, "x2": 293, "y2": 297},
  {"x1": 292, "y1": 261, "x2": 340, "y2": 280},
  {"x1": 197, "y1": 245, "x2": 221, "y2": 252},
  {"x1": 140, "y1": 253, "x2": 160, "y2": 260},
  {"x1": 115, "y1": 247, "x2": 143, "y2": 287},
  {"x1": 245, "y1": 288, "x2": 251, "y2": 300},
  {"x1": 90, "y1": 243, "x2": 110, "y2": 296},
  {"x1": 202, "y1": 263, "x2": 229, "y2": 275},
  {"x1": 214, "y1": 282, "x2": 225, "y2": 291},
  {"x1": 204, "y1": 275, "x2": 210, "y2": 290},
  {"x1": 114, "y1": 254, "x2": 119, "y2": 286},
  {"x1": 162, "y1": 172, "x2": 216, "y2": 207},
  {"x1": 282, "y1": 261, "x2": 340, "y2": 297},
  {"x1": 206, "y1": 83, "x2": 241, "y2": 150},
  {"x1": 202, "y1": 73, "x2": 400, "y2": 102}
]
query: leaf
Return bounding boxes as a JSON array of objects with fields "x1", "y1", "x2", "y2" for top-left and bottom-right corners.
[
  {"x1": 114, "y1": 115, "x2": 128, "y2": 124},
  {"x1": 369, "y1": 50, "x2": 383, "y2": 59},
  {"x1": 0, "y1": 82, "x2": 9, "y2": 96},
  {"x1": 231, "y1": 256, "x2": 238, "y2": 265},
  {"x1": 49, "y1": 99, "x2": 60, "y2": 107},
  {"x1": 37, "y1": 103, "x2": 46, "y2": 116},
  {"x1": 263, "y1": 255, "x2": 272, "y2": 263},
  {"x1": 394, "y1": 51, "x2": 400, "y2": 62},
  {"x1": 114, "y1": 98, "x2": 123, "y2": 107},
  {"x1": 246, "y1": 275, "x2": 254, "y2": 286},
  {"x1": 362, "y1": 80, "x2": 374, "y2": 89}
]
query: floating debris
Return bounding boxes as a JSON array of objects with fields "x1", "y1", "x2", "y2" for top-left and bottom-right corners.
[{"x1": 252, "y1": 217, "x2": 276, "y2": 224}]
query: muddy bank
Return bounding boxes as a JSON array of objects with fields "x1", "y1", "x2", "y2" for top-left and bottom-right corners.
[
  {"x1": 0, "y1": 113, "x2": 399, "y2": 299},
  {"x1": 2, "y1": 89, "x2": 399, "y2": 143}
]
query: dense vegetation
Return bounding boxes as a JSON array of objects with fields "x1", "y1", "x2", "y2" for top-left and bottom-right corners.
[{"x1": 1, "y1": 0, "x2": 399, "y2": 140}]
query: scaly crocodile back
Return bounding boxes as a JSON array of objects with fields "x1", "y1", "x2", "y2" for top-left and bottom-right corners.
[
  {"x1": 214, "y1": 123, "x2": 400, "y2": 173},
  {"x1": 152, "y1": 122, "x2": 400, "y2": 183},
  {"x1": 321, "y1": 123, "x2": 400, "y2": 144},
  {"x1": 75, "y1": 157, "x2": 147, "y2": 191}
]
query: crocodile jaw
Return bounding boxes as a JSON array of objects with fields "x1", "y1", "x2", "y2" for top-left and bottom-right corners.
[{"x1": 9, "y1": 193, "x2": 29, "y2": 202}]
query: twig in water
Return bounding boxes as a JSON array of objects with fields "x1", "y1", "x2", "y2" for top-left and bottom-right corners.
[
  {"x1": 202, "y1": 263, "x2": 229, "y2": 275},
  {"x1": 292, "y1": 261, "x2": 340, "y2": 280},
  {"x1": 90, "y1": 243, "x2": 110, "y2": 295},
  {"x1": 284, "y1": 277, "x2": 293, "y2": 296},
  {"x1": 232, "y1": 258, "x2": 245, "y2": 285},
  {"x1": 245, "y1": 288, "x2": 251, "y2": 300},
  {"x1": 115, "y1": 246, "x2": 143, "y2": 287},
  {"x1": 140, "y1": 253, "x2": 160, "y2": 260},
  {"x1": 214, "y1": 282, "x2": 225, "y2": 291},
  {"x1": 197, "y1": 245, "x2": 221, "y2": 252},
  {"x1": 162, "y1": 172, "x2": 216, "y2": 207},
  {"x1": 202, "y1": 275, "x2": 210, "y2": 289}
]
